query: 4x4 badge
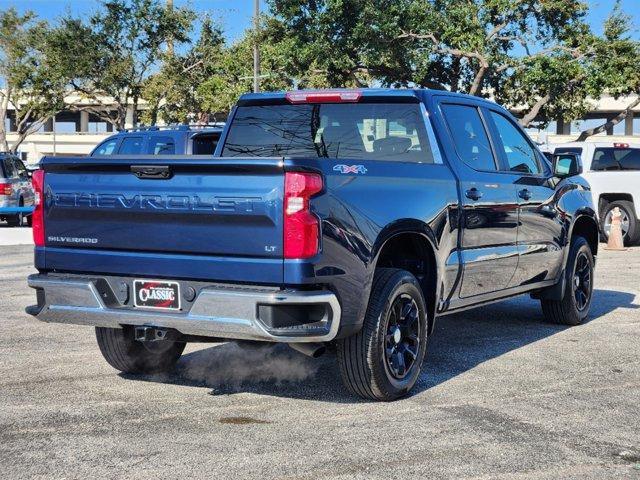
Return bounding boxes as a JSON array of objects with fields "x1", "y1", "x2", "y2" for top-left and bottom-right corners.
[{"x1": 333, "y1": 164, "x2": 367, "y2": 174}]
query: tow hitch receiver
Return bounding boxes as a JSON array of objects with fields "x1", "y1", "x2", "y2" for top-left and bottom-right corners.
[{"x1": 134, "y1": 326, "x2": 173, "y2": 342}]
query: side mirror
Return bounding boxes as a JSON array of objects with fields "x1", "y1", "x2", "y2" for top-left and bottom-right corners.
[{"x1": 552, "y1": 153, "x2": 582, "y2": 178}]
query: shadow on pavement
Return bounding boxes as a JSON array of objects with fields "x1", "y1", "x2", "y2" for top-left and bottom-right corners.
[{"x1": 122, "y1": 288, "x2": 637, "y2": 402}]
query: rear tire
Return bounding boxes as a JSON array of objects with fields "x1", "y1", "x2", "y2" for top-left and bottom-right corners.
[
  {"x1": 95, "y1": 326, "x2": 186, "y2": 374},
  {"x1": 601, "y1": 200, "x2": 639, "y2": 246},
  {"x1": 541, "y1": 236, "x2": 594, "y2": 326},
  {"x1": 6, "y1": 198, "x2": 23, "y2": 227},
  {"x1": 5, "y1": 215, "x2": 21, "y2": 227},
  {"x1": 337, "y1": 268, "x2": 428, "y2": 401}
]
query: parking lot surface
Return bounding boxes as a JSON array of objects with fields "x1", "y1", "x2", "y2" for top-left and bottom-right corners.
[{"x1": 0, "y1": 244, "x2": 639, "y2": 479}]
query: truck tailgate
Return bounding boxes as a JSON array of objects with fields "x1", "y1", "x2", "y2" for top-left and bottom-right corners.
[{"x1": 39, "y1": 156, "x2": 285, "y2": 282}]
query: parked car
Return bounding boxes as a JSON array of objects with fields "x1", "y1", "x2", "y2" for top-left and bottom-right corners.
[
  {"x1": 90, "y1": 124, "x2": 223, "y2": 156},
  {"x1": 0, "y1": 153, "x2": 35, "y2": 226},
  {"x1": 551, "y1": 141, "x2": 640, "y2": 245},
  {"x1": 27, "y1": 89, "x2": 599, "y2": 401}
]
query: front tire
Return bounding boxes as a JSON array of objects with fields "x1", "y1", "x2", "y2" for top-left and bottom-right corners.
[
  {"x1": 95, "y1": 326, "x2": 186, "y2": 374},
  {"x1": 337, "y1": 268, "x2": 428, "y2": 401},
  {"x1": 541, "y1": 236, "x2": 594, "y2": 326}
]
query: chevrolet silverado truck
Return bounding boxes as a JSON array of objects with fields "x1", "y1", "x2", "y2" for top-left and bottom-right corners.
[
  {"x1": 552, "y1": 141, "x2": 640, "y2": 245},
  {"x1": 26, "y1": 89, "x2": 599, "y2": 401}
]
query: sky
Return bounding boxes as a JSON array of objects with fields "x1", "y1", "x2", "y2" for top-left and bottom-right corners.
[{"x1": 1, "y1": 0, "x2": 638, "y2": 42}]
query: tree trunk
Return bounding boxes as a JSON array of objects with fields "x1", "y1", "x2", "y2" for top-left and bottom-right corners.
[
  {"x1": 0, "y1": 92, "x2": 11, "y2": 152},
  {"x1": 519, "y1": 93, "x2": 551, "y2": 128},
  {"x1": 0, "y1": 121, "x2": 8, "y2": 153},
  {"x1": 575, "y1": 97, "x2": 640, "y2": 142}
]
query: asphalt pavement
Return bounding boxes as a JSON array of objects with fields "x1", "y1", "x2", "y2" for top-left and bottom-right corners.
[{"x1": 0, "y1": 240, "x2": 639, "y2": 479}]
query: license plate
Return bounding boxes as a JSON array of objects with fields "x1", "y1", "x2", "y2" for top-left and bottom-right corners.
[{"x1": 133, "y1": 280, "x2": 181, "y2": 310}]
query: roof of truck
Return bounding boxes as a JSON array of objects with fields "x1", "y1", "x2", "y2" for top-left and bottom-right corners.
[{"x1": 237, "y1": 88, "x2": 499, "y2": 107}]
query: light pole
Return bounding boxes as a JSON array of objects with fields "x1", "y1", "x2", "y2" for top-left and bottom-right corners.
[{"x1": 253, "y1": 0, "x2": 260, "y2": 93}]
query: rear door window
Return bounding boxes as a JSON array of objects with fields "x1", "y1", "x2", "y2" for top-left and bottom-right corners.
[
  {"x1": 14, "y1": 159, "x2": 29, "y2": 179},
  {"x1": 592, "y1": 147, "x2": 640, "y2": 171},
  {"x1": 3, "y1": 158, "x2": 17, "y2": 178},
  {"x1": 441, "y1": 104, "x2": 496, "y2": 171},
  {"x1": 92, "y1": 138, "x2": 120, "y2": 156},
  {"x1": 222, "y1": 103, "x2": 434, "y2": 163},
  {"x1": 118, "y1": 137, "x2": 143, "y2": 155},
  {"x1": 147, "y1": 136, "x2": 175, "y2": 154},
  {"x1": 488, "y1": 111, "x2": 541, "y2": 175},
  {"x1": 192, "y1": 133, "x2": 221, "y2": 154}
]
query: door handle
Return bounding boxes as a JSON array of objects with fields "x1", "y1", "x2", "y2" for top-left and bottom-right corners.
[
  {"x1": 131, "y1": 165, "x2": 172, "y2": 179},
  {"x1": 465, "y1": 188, "x2": 483, "y2": 201},
  {"x1": 518, "y1": 189, "x2": 532, "y2": 201}
]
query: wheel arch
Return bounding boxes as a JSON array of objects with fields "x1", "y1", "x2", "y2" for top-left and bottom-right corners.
[
  {"x1": 570, "y1": 213, "x2": 599, "y2": 258},
  {"x1": 598, "y1": 193, "x2": 636, "y2": 216},
  {"x1": 371, "y1": 220, "x2": 440, "y2": 334}
]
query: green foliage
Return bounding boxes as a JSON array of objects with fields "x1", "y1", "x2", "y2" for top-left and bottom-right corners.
[
  {"x1": 196, "y1": 31, "x2": 292, "y2": 114},
  {"x1": 586, "y1": 1, "x2": 640, "y2": 98},
  {"x1": 262, "y1": 0, "x2": 640, "y2": 129},
  {"x1": 142, "y1": 17, "x2": 292, "y2": 124},
  {"x1": 141, "y1": 15, "x2": 226, "y2": 124},
  {"x1": 3, "y1": 0, "x2": 637, "y2": 137},
  {"x1": 50, "y1": 0, "x2": 195, "y2": 129},
  {"x1": 0, "y1": 8, "x2": 66, "y2": 152}
]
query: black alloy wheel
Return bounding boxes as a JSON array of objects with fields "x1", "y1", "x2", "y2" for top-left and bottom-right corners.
[
  {"x1": 384, "y1": 294, "x2": 421, "y2": 380},
  {"x1": 573, "y1": 250, "x2": 592, "y2": 312}
]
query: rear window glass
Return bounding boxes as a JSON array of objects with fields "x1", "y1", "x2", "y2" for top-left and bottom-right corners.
[
  {"x1": 592, "y1": 147, "x2": 640, "y2": 171},
  {"x1": 441, "y1": 104, "x2": 496, "y2": 171},
  {"x1": 192, "y1": 132, "x2": 220, "y2": 154},
  {"x1": 118, "y1": 137, "x2": 143, "y2": 155},
  {"x1": 2, "y1": 158, "x2": 16, "y2": 177},
  {"x1": 93, "y1": 138, "x2": 119, "y2": 156},
  {"x1": 148, "y1": 136, "x2": 175, "y2": 154},
  {"x1": 221, "y1": 103, "x2": 434, "y2": 163}
]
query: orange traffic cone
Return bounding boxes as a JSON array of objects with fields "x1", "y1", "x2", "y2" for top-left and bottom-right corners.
[{"x1": 604, "y1": 206, "x2": 627, "y2": 251}]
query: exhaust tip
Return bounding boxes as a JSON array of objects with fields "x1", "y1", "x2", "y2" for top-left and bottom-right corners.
[{"x1": 288, "y1": 342, "x2": 326, "y2": 358}]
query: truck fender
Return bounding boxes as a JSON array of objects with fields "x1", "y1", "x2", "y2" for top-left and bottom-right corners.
[{"x1": 369, "y1": 219, "x2": 442, "y2": 334}]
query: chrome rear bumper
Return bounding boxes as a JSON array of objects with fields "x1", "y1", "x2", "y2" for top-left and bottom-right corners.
[{"x1": 27, "y1": 274, "x2": 341, "y2": 343}]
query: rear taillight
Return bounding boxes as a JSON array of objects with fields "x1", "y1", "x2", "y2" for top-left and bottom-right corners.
[
  {"x1": 31, "y1": 170, "x2": 45, "y2": 246},
  {"x1": 0, "y1": 182, "x2": 11, "y2": 195},
  {"x1": 284, "y1": 172, "x2": 323, "y2": 259}
]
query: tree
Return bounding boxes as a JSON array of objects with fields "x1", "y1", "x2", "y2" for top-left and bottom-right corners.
[
  {"x1": 574, "y1": 1, "x2": 640, "y2": 140},
  {"x1": 50, "y1": 0, "x2": 195, "y2": 131},
  {"x1": 195, "y1": 30, "x2": 293, "y2": 115},
  {"x1": 0, "y1": 9, "x2": 66, "y2": 153},
  {"x1": 264, "y1": 0, "x2": 613, "y2": 130},
  {"x1": 141, "y1": 15, "x2": 227, "y2": 124},
  {"x1": 142, "y1": 17, "x2": 292, "y2": 125},
  {"x1": 264, "y1": 0, "x2": 412, "y2": 88}
]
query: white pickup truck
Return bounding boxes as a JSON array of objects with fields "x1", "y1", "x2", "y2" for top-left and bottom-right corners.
[{"x1": 551, "y1": 142, "x2": 640, "y2": 245}]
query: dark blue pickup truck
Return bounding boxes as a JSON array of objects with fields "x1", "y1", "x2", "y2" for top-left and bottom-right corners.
[{"x1": 27, "y1": 89, "x2": 599, "y2": 401}]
